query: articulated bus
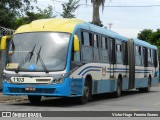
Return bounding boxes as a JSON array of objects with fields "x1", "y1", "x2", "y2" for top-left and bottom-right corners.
[{"x1": 2, "y1": 18, "x2": 159, "y2": 104}]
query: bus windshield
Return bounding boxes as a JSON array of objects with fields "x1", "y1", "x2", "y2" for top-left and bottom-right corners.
[{"x1": 6, "y1": 32, "x2": 70, "y2": 72}]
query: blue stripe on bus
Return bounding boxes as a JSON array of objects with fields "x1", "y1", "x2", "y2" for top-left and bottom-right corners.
[
  {"x1": 108, "y1": 68, "x2": 129, "y2": 70},
  {"x1": 108, "y1": 68, "x2": 151, "y2": 72},
  {"x1": 106, "y1": 71, "x2": 150, "y2": 73},
  {"x1": 78, "y1": 66, "x2": 151, "y2": 76},
  {"x1": 78, "y1": 66, "x2": 101, "y2": 75},
  {"x1": 82, "y1": 69, "x2": 101, "y2": 76}
]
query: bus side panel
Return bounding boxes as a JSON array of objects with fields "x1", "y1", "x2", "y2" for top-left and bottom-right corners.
[
  {"x1": 92, "y1": 80, "x2": 116, "y2": 94},
  {"x1": 135, "y1": 78, "x2": 148, "y2": 88},
  {"x1": 122, "y1": 77, "x2": 129, "y2": 90},
  {"x1": 151, "y1": 77, "x2": 159, "y2": 86},
  {"x1": 92, "y1": 79, "x2": 116, "y2": 94},
  {"x1": 70, "y1": 78, "x2": 84, "y2": 96}
]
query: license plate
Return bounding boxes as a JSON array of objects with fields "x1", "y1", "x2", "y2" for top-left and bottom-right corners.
[
  {"x1": 11, "y1": 77, "x2": 25, "y2": 83},
  {"x1": 25, "y1": 87, "x2": 36, "y2": 91}
]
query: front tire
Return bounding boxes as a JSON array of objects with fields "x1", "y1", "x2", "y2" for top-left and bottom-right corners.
[
  {"x1": 78, "y1": 80, "x2": 91, "y2": 104},
  {"x1": 28, "y1": 96, "x2": 42, "y2": 104}
]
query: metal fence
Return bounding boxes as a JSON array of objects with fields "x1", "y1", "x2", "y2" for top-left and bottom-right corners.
[
  {"x1": 0, "y1": 26, "x2": 15, "y2": 37},
  {"x1": 0, "y1": 26, "x2": 14, "y2": 90}
]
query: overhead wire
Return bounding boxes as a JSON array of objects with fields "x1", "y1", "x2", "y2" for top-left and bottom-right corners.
[{"x1": 52, "y1": 0, "x2": 160, "y2": 8}]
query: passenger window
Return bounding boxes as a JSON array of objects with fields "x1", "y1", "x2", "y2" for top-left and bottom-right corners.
[
  {"x1": 101, "y1": 36, "x2": 109, "y2": 63},
  {"x1": 108, "y1": 38, "x2": 116, "y2": 64},
  {"x1": 116, "y1": 44, "x2": 121, "y2": 52},
  {"x1": 153, "y1": 49, "x2": 158, "y2": 68},
  {"x1": 148, "y1": 49, "x2": 153, "y2": 66},
  {"x1": 122, "y1": 42, "x2": 128, "y2": 65},
  {"x1": 94, "y1": 34, "x2": 98, "y2": 48},
  {"x1": 89, "y1": 33, "x2": 93, "y2": 46},
  {"x1": 135, "y1": 45, "x2": 143, "y2": 66},
  {"x1": 82, "y1": 32, "x2": 90, "y2": 46},
  {"x1": 101, "y1": 37, "x2": 108, "y2": 49},
  {"x1": 138, "y1": 46, "x2": 141, "y2": 55},
  {"x1": 101, "y1": 37, "x2": 106, "y2": 49},
  {"x1": 143, "y1": 47, "x2": 148, "y2": 67},
  {"x1": 116, "y1": 43, "x2": 122, "y2": 64},
  {"x1": 81, "y1": 31, "x2": 93, "y2": 62}
]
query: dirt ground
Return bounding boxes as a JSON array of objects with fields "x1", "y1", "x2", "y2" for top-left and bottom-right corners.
[{"x1": 0, "y1": 92, "x2": 27, "y2": 103}]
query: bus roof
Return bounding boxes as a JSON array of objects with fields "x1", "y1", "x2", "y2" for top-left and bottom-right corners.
[
  {"x1": 14, "y1": 18, "x2": 157, "y2": 50},
  {"x1": 85, "y1": 22, "x2": 129, "y2": 41},
  {"x1": 15, "y1": 18, "x2": 84, "y2": 34},
  {"x1": 133, "y1": 38, "x2": 157, "y2": 50},
  {"x1": 15, "y1": 18, "x2": 128, "y2": 41}
]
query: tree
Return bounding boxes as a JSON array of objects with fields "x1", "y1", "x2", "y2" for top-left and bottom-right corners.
[
  {"x1": 0, "y1": 0, "x2": 36, "y2": 28},
  {"x1": 36, "y1": 5, "x2": 56, "y2": 19},
  {"x1": 61, "y1": 0, "x2": 80, "y2": 18},
  {"x1": 137, "y1": 29, "x2": 153, "y2": 41},
  {"x1": 15, "y1": 5, "x2": 56, "y2": 28},
  {"x1": 86, "y1": 0, "x2": 106, "y2": 26},
  {"x1": 149, "y1": 29, "x2": 160, "y2": 61},
  {"x1": 148, "y1": 29, "x2": 160, "y2": 46},
  {"x1": 137, "y1": 29, "x2": 160, "y2": 60}
]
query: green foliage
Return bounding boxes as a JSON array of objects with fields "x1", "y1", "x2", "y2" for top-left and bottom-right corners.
[
  {"x1": 15, "y1": 5, "x2": 56, "y2": 29},
  {"x1": 36, "y1": 5, "x2": 56, "y2": 19},
  {"x1": 0, "y1": 0, "x2": 36, "y2": 28},
  {"x1": 137, "y1": 29, "x2": 153, "y2": 41},
  {"x1": 138, "y1": 29, "x2": 160, "y2": 60},
  {"x1": 148, "y1": 29, "x2": 160, "y2": 45},
  {"x1": 61, "y1": 0, "x2": 80, "y2": 18}
]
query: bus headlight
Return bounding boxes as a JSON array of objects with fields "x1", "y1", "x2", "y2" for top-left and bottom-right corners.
[
  {"x1": 4, "y1": 79, "x2": 11, "y2": 83},
  {"x1": 51, "y1": 78, "x2": 64, "y2": 84},
  {"x1": 3, "y1": 74, "x2": 11, "y2": 83}
]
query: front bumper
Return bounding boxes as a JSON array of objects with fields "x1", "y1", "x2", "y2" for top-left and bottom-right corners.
[
  {"x1": 3, "y1": 78, "x2": 84, "y2": 97},
  {"x1": 3, "y1": 78, "x2": 71, "y2": 97}
]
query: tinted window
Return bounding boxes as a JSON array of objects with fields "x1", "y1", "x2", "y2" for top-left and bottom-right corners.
[
  {"x1": 94, "y1": 34, "x2": 98, "y2": 48},
  {"x1": 82, "y1": 32, "x2": 90, "y2": 46},
  {"x1": 101, "y1": 37, "x2": 107, "y2": 49}
]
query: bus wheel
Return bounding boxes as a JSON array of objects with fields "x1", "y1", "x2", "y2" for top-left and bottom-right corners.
[
  {"x1": 78, "y1": 80, "x2": 91, "y2": 104},
  {"x1": 113, "y1": 78, "x2": 122, "y2": 98},
  {"x1": 139, "y1": 78, "x2": 151, "y2": 92},
  {"x1": 28, "y1": 96, "x2": 42, "y2": 104}
]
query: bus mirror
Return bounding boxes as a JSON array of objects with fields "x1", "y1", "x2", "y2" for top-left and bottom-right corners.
[
  {"x1": 74, "y1": 35, "x2": 80, "y2": 52},
  {"x1": 0, "y1": 36, "x2": 11, "y2": 50}
]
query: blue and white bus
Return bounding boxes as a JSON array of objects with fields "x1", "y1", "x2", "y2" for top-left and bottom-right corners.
[{"x1": 2, "y1": 18, "x2": 159, "y2": 104}]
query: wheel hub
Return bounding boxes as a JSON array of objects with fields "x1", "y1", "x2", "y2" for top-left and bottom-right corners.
[{"x1": 84, "y1": 86, "x2": 89, "y2": 97}]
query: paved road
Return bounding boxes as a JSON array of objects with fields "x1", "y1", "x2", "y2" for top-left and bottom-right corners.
[
  {"x1": 0, "y1": 86, "x2": 160, "y2": 119},
  {"x1": 0, "y1": 85, "x2": 160, "y2": 112}
]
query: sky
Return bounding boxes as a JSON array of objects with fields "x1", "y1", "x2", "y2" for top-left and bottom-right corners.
[{"x1": 35, "y1": 0, "x2": 160, "y2": 38}]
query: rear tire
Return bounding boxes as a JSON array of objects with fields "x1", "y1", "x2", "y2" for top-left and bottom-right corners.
[
  {"x1": 28, "y1": 96, "x2": 42, "y2": 104},
  {"x1": 113, "y1": 78, "x2": 122, "y2": 98}
]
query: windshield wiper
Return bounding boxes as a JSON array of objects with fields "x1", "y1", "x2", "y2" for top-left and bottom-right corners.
[
  {"x1": 36, "y1": 46, "x2": 49, "y2": 73},
  {"x1": 15, "y1": 44, "x2": 36, "y2": 73}
]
